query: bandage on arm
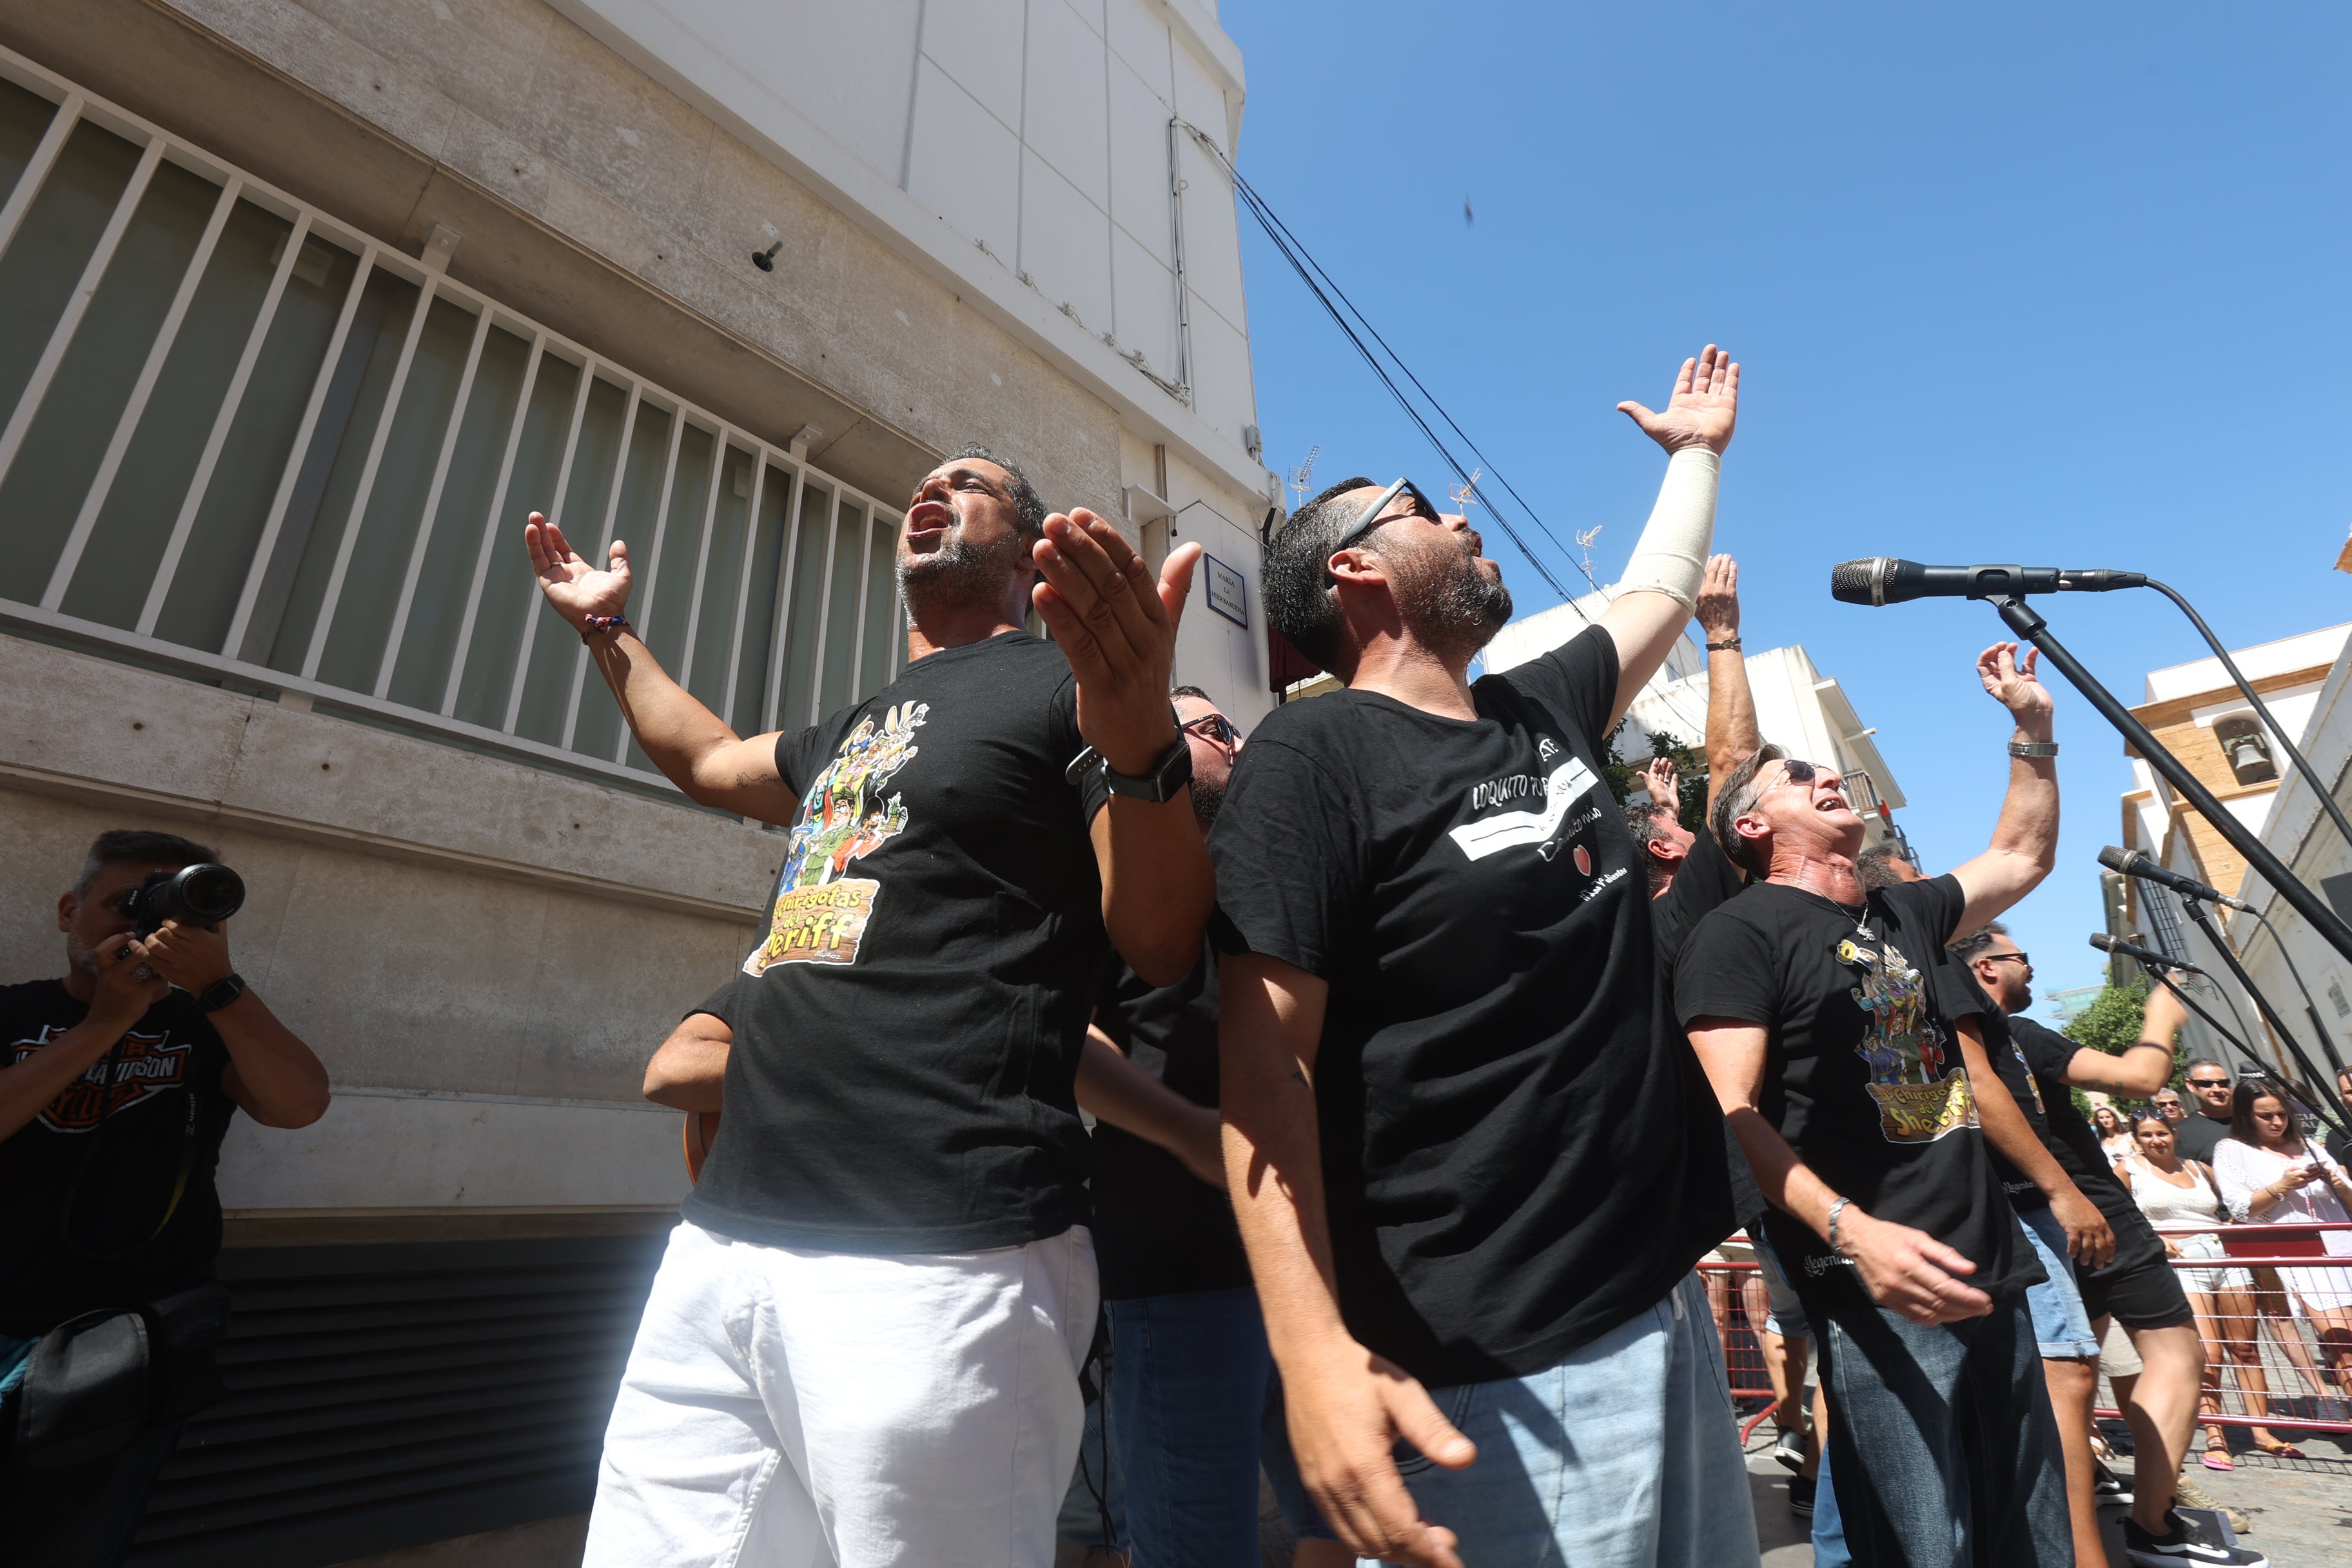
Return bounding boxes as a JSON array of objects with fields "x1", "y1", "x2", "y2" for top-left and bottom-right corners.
[{"x1": 1616, "y1": 447, "x2": 1720, "y2": 611}]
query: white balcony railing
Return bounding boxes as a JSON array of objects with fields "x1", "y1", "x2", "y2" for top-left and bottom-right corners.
[{"x1": 0, "y1": 46, "x2": 905, "y2": 792}]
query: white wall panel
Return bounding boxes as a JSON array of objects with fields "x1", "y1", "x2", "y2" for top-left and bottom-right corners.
[
  {"x1": 1105, "y1": 0, "x2": 1175, "y2": 92},
  {"x1": 1023, "y1": 0, "x2": 1112, "y2": 208},
  {"x1": 905, "y1": 58, "x2": 1024, "y2": 259},
  {"x1": 1019, "y1": 149, "x2": 1115, "y2": 335},
  {"x1": 1107, "y1": 52, "x2": 1174, "y2": 260},
  {"x1": 1176, "y1": 132, "x2": 1248, "y2": 337},
  {"x1": 1112, "y1": 224, "x2": 1180, "y2": 381},
  {"x1": 917, "y1": 0, "x2": 1027, "y2": 139},
  {"x1": 1186, "y1": 306, "x2": 1255, "y2": 446}
]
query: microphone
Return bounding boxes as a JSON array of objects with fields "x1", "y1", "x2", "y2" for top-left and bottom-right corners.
[
  {"x1": 2097, "y1": 845, "x2": 2254, "y2": 913},
  {"x1": 1828, "y1": 558, "x2": 2148, "y2": 607},
  {"x1": 2090, "y1": 932, "x2": 2206, "y2": 977}
]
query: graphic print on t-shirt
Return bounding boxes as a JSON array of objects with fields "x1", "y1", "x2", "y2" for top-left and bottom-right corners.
[
  {"x1": 9, "y1": 1024, "x2": 192, "y2": 1133},
  {"x1": 1839, "y1": 936, "x2": 1979, "y2": 1144},
  {"x1": 745, "y1": 702, "x2": 926, "y2": 973},
  {"x1": 1446, "y1": 747, "x2": 1602, "y2": 865}
]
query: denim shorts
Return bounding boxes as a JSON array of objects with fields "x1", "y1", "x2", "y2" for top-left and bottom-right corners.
[{"x1": 2016, "y1": 1206, "x2": 2101, "y2": 1359}]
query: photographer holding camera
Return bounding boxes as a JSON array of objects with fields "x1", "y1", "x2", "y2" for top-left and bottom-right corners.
[{"x1": 1, "y1": 830, "x2": 328, "y2": 1567}]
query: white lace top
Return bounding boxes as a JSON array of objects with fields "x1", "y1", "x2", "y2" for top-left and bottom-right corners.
[{"x1": 2212, "y1": 1137, "x2": 2352, "y2": 1225}]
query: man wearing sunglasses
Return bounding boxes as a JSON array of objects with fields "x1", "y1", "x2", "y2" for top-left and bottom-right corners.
[
  {"x1": 2171, "y1": 1061, "x2": 2236, "y2": 1165},
  {"x1": 1216, "y1": 346, "x2": 1745, "y2": 1567},
  {"x1": 1680, "y1": 645, "x2": 2068, "y2": 1565}
]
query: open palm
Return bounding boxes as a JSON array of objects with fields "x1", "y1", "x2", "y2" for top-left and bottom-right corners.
[
  {"x1": 524, "y1": 512, "x2": 632, "y2": 629},
  {"x1": 1618, "y1": 344, "x2": 1739, "y2": 455}
]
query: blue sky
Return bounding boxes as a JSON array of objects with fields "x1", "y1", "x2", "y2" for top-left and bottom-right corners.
[{"x1": 1222, "y1": 1, "x2": 2352, "y2": 1012}]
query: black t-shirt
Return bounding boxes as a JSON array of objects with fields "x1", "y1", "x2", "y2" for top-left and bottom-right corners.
[
  {"x1": 1, "y1": 980, "x2": 239, "y2": 1335},
  {"x1": 682, "y1": 631, "x2": 1113, "y2": 1254},
  {"x1": 2007, "y1": 1015, "x2": 2166, "y2": 1279},
  {"x1": 1210, "y1": 626, "x2": 1732, "y2": 1387},
  {"x1": 1653, "y1": 829, "x2": 1767, "y2": 1232},
  {"x1": 1934, "y1": 964, "x2": 2052, "y2": 1215},
  {"x1": 2174, "y1": 1109, "x2": 2231, "y2": 1166},
  {"x1": 1676, "y1": 876, "x2": 2039, "y2": 1309},
  {"x1": 1091, "y1": 945, "x2": 1250, "y2": 1301},
  {"x1": 1652, "y1": 828, "x2": 1747, "y2": 982}
]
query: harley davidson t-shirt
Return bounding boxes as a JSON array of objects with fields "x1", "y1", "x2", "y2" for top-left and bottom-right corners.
[
  {"x1": 1209, "y1": 626, "x2": 1733, "y2": 1388},
  {"x1": 1676, "y1": 877, "x2": 2039, "y2": 1309},
  {"x1": 683, "y1": 631, "x2": 1112, "y2": 1254},
  {"x1": 0, "y1": 980, "x2": 239, "y2": 1335}
]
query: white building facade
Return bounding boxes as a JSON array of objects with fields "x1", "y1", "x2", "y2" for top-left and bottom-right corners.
[
  {"x1": 1484, "y1": 589, "x2": 1913, "y2": 855},
  {"x1": 0, "y1": 2, "x2": 1271, "y2": 1560}
]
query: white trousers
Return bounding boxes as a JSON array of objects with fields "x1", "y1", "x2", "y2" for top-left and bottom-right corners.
[{"x1": 584, "y1": 1219, "x2": 1099, "y2": 1568}]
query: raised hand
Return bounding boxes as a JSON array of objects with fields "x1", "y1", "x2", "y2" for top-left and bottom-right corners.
[
  {"x1": 1976, "y1": 642, "x2": 2054, "y2": 734},
  {"x1": 1640, "y1": 755, "x2": 1680, "y2": 812},
  {"x1": 1030, "y1": 508, "x2": 1201, "y2": 774},
  {"x1": 1617, "y1": 344, "x2": 1739, "y2": 455},
  {"x1": 1695, "y1": 554, "x2": 1740, "y2": 638},
  {"x1": 525, "y1": 513, "x2": 632, "y2": 632}
]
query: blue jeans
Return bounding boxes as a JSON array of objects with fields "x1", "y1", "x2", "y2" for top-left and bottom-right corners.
[
  {"x1": 1815, "y1": 1433, "x2": 1851, "y2": 1567},
  {"x1": 2016, "y1": 1208, "x2": 2101, "y2": 1360},
  {"x1": 1383, "y1": 1273, "x2": 1758, "y2": 1567},
  {"x1": 1813, "y1": 1289, "x2": 2070, "y2": 1567},
  {"x1": 1108, "y1": 1286, "x2": 1333, "y2": 1565}
]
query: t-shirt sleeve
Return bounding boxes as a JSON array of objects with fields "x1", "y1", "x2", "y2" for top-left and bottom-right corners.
[
  {"x1": 1048, "y1": 673, "x2": 1113, "y2": 826},
  {"x1": 1674, "y1": 906, "x2": 1779, "y2": 1028},
  {"x1": 1884, "y1": 872, "x2": 1968, "y2": 952},
  {"x1": 2008, "y1": 1018, "x2": 2079, "y2": 1081},
  {"x1": 1489, "y1": 624, "x2": 1621, "y2": 756},
  {"x1": 1207, "y1": 738, "x2": 1364, "y2": 980},
  {"x1": 771, "y1": 724, "x2": 828, "y2": 799},
  {"x1": 685, "y1": 979, "x2": 738, "y2": 1026},
  {"x1": 1932, "y1": 962, "x2": 1992, "y2": 1023}
]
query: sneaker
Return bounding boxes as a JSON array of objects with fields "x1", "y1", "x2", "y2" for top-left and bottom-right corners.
[
  {"x1": 2122, "y1": 1510, "x2": 2268, "y2": 1566},
  {"x1": 2170, "y1": 1475, "x2": 2249, "y2": 1538},
  {"x1": 2093, "y1": 1461, "x2": 2133, "y2": 1507},
  {"x1": 1787, "y1": 1475, "x2": 1814, "y2": 1518},
  {"x1": 1773, "y1": 1426, "x2": 1807, "y2": 1472}
]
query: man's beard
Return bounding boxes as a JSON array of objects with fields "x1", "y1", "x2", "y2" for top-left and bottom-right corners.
[
  {"x1": 897, "y1": 527, "x2": 1027, "y2": 620},
  {"x1": 1393, "y1": 534, "x2": 1512, "y2": 660},
  {"x1": 1190, "y1": 769, "x2": 1226, "y2": 831}
]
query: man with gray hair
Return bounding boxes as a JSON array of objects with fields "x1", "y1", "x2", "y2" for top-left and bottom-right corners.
[
  {"x1": 1215, "y1": 346, "x2": 1750, "y2": 1567},
  {"x1": 1680, "y1": 645, "x2": 2069, "y2": 1565},
  {"x1": 525, "y1": 445, "x2": 1216, "y2": 1567}
]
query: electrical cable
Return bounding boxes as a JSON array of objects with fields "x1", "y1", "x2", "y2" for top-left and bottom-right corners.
[
  {"x1": 2146, "y1": 578, "x2": 2352, "y2": 856},
  {"x1": 2251, "y1": 908, "x2": 2349, "y2": 1075},
  {"x1": 2151, "y1": 970, "x2": 2255, "y2": 1059},
  {"x1": 1186, "y1": 123, "x2": 1725, "y2": 747}
]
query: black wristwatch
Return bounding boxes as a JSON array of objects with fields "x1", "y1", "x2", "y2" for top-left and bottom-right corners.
[
  {"x1": 197, "y1": 972, "x2": 246, "y2": 1013},
  {"x1": 1066, "y1": 738, "x2": 1195, "y2": 803}
]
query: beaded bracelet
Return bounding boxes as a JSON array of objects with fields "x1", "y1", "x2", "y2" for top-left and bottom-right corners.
[{"x1": 580, "y1": 614, "x2": 631, "y2": 643}]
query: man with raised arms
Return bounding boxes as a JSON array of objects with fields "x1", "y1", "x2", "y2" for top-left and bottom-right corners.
[
  {"x1": 1215, "y1": 347, "x2": 1751, "y2": 1567},
  {"x1": 523, "y1": 446, "x2": 1210, "y2": 1568}
]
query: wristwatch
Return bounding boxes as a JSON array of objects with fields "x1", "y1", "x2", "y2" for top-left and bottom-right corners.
[
  {"x1": 2007, "y1": 740, "x2": 2060, "y2": 758},
  {"x1": 197, "y1": 972, "x2": 246, "y2": 1013},
  {"x1": 1066, "y1": 738, "x2": 1195, "y2": 803}
]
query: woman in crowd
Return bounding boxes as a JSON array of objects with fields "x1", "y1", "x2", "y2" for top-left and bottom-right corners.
[
  {"x1": 2213, "y1": 1082, "x2": 2352, "y2": 1406},
  {"x1": 2094, "y1": 1102, "x2": 2138, "y2": 1164},
  {"x1": 2119, "y1": 1110, "x2": 2299, "y2": 1463}
]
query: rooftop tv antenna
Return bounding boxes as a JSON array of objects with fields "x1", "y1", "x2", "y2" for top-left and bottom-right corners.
[
  {"x1": 1576, "y1": 524, "x2": 1605, "y2": 585},
  {"x1": 1288, "y1": 446, "x2": 1320, "y2": 510},
  {"x1": 1449, "y1": 468, "x2": 1482, "y2": 516}
]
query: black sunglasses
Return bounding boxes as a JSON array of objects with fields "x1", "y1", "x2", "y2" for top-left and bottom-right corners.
[
  {"x1": 1181, "y1": 712, "x2": 1240, "y2": 746},
  {"x1": 1326, "y1": 478, "x2": 1442, "y2": 578}
]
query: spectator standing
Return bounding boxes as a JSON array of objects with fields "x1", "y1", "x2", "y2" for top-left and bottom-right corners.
[
  {"x1": 2328, "y1": 1067, "x2": 2352, "y2": 1168},
  {"x1": 1218, "y1": 347, "x2": 1750, "y2": 1568},
  {"x1": 2173, "y1": 1061, "x2": 2236, "y2": 1166},
  {"x1": 2213, "y1": 1083, "x2": 2352, "y2": 1400},
  {"x1": 2117, "y1": 1110, "x2": 2297, "y2": 1465},
  {"x1": 1681, "y1": 643, "x2": 2068, "y2": 1567},
  {"x1": 525, "y1": 447, "x2": 1215, "y2": 1568},
  {"x1": 1947, "y1": 936, "x2": 2257, "y2": 1566},
  {"x1": 2093, "y1": 1104, "x2": 2139, "y2": 1164},
  {"x1": 1, "y1": 830, "x2": 330, "y2": 1565}
]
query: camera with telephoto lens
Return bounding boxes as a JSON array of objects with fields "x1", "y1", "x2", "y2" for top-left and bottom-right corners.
[{"x1": 122, "y1": 863, "x2": 246, "y2": 938}]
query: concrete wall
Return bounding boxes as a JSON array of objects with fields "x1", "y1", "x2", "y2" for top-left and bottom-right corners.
[{"x1": 1, "y1": 631, "x2": 750, "y2": 1211}]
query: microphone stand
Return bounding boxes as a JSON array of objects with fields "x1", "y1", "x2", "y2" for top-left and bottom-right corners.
[
  {"x1": 2176, "y1": 894, "x2": 2352, "y2": 1142},
  {"x1": 1984, "y1": 593, "x2": 2352, "y2": 969}
]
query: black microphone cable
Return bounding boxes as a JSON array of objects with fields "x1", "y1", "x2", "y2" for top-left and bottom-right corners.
[{"x1": 2247, "y1": 906, "x2": 2350, "y2": 1076}]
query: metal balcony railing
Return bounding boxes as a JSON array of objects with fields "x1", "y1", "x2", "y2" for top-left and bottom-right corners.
[{"x1": 0, "y1": 46, "x2": 904, "y2": 791}]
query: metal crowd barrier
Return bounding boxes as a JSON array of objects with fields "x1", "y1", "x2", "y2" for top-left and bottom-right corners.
[{"x1": 1696, "y1": 1221, "x2": 2352, "y2": 1449}]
